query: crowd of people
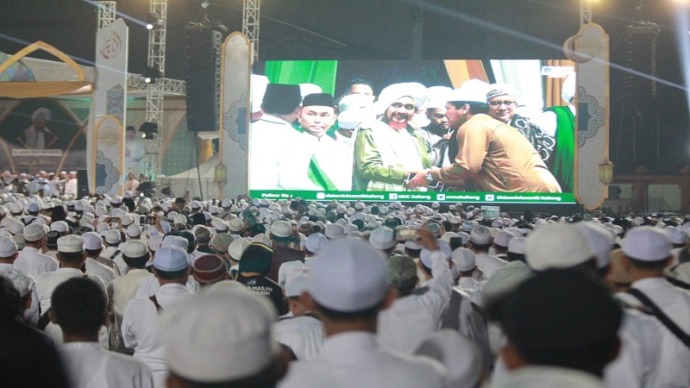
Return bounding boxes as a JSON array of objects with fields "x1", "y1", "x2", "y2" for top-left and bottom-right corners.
[
  {"x1": 1, "y1": 187, "x2": 690, "y2": 387},
  {"x1": 249, "y1": 75, "x2": 575, "y2": 193}
]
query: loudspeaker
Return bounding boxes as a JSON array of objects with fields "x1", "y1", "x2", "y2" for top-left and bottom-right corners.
[
  {"x1": 185, "y1": 25, "x2": 225, "y2": 132},
  {"x1": 76, "y1": 170, "x2": 88, "y2": 197}
]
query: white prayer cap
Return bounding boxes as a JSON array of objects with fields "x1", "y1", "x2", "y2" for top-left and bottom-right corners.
[
  {"x1": 119, "y1": 214, "x2": 133, "y2": 226},
  {"x1": 0, "y1": 236, "x2": 17, "y2": 257},
  {"x1": 12, "y1": 235, "x2": 24, "y2": 251},
  {"x1": 338, "y1": 93, "x2": 374, "y2": 112},
  {"x1": 577, "y1": 222, "x2": 614, "y2": 269},
  {"x1": 486, "y1": 83, "x2": 519, "y2": 101},
  {"x1": 270, "y1": 220, "x2": 292, "y2": 238},
  {"x1": 81, "y1": 231, "x2": 103, "y2": 250},
  {"x1": 526, "y1": 223, "x2": 594, "y2": 271},
  {"x1": 305, "y1": 232, "x2": 328, "y2": 254},
  {"x1": 324, "y1": 224, "x2": 345, "y2": 240},
  {"x1": 159, "y1": 289, "x2": 278, "y2": 383},
  {"x1": 57, "y1": 235, "x2": 84, "y2": 253},
  {"x1": 1, "y1": 269, "x2": 34, "y2": 297},
  {"x1": 122, "y1": 240, "x2": 148, "y2": 258},
  {"x1": 665, "y1": 226, "x2": 687, "y2": 245},
  {"x1": 103, "y1": 230, "x2": 121, "y2": 245},
  {"x1": 414, "y1": 329, "x2": 483, "y2": 388},
  {"x1": 308, "y1": 238, "x2": 388, "y2": 312},
  {"x1": 448, "y1": 79, "x2": 491, "y2": 104},
  {"x1": 227, "y1": 238, "x2": 250, "y2": 261},
  {"x1": 227, "y1": 218, "x2": 244, "y2": 233},
  {"x1": 146, "y1": 235, "x2": 163, "y2": 253},
  {"x1": 368, "y1": 226, "x2": 396, "y2": 250},
  {"x1": 420, "y1": 240, "x2": 452, "y2": 268},
  {"x1": 508, "y1": 236, "x2": 526, "y2": 255},
  {"x1": 425, "y1": 86, "x2": 453, "y2": 110},
  {"x1": 5, "y1": 218, "x2": 24, "y2": 236},
  {"x1": 482, "y1": 261, "x2": 532, "y2": 303},
  {"x1": 23, "y1": 223, "x2": 46, "y2": 242},
  {"x1": 284, "y1": 273, "x2": 309, "y2": 298},
  {"x1": 451, "y1": 247, "x2": 476, "y2": 272},
  {"x1": 493, "y1": 230, "x2": 513, "y2": 248},
  {"x1": 299, "y1": 83, "x2": 322, "y2": 99},
  {"x1": 154, "y1": 247, "x2": 189, "y2": 272},
  {"x1": 622, "y1": 226, "x2": 672, "y2": 262},
  {"x1": 126, "y1": 224, "x2": 142, "y2": 238},
  {"x1": 251, "y1": 233, "x2": 272, "y2": 248},
  {"x1": 278, "y1": 260, "x2": 305, "y2": 289},
  {"x1": 162, "y1": 235, "x2": 188, "y2": 252},
  {"x1": 51, "y1": 221, "x2": 69, "y2": 233},
  {"x1": 337, "y1": 107, "x2": 372, "y2": 130}
]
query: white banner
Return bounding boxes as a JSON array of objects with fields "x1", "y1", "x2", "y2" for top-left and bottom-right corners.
[
  {"x1": 219, "y1": 32, "x2": 251, "y2": 199},
  {"x1": 88, "y1": 18, "x2": 128, "y2": 195},
  {"x1": 572, "y1": 23, "x2": 610, "y2": 210}
]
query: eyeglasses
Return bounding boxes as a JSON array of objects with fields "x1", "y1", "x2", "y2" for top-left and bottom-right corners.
[
  {"x1": 488, "y1": 100, "x2": 517, "y2": 107},
  {"x1": 390, "y1": 102, "x2": 416, "y2": 111}
]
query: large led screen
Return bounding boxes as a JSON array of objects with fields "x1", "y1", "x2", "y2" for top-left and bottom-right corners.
[{"x1": 248, "y1": 59, "x2": 576, "y2": 204}]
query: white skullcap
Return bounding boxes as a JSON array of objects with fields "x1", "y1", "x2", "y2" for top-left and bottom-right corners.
[
  {"x1": 577, "y1": 223, "x2": 614, "y2": 269},
  {"x1": 154, "y1": 247, "x2": 189, "y2": 272},
  {"x1": 57, "y1": 235, "x2": 84, "y2": 253},
  {"x1": 305, "y1": 233, "x2": 328, "y2": 253},
  {"x1": 227, "y1": 238, "x2": 250, "y2": 261},
  {"x1": 308, "y1": 238, "x2": 389, "y2": 312},
  {"x1": 103, "y1": 230, "x2": 121, "y2": 245},
  {"x1": 0, "y1": 236, "x2": 18, "y2": 257},
  {"x1": 146, "y1": 235, "x2": 163, "y2": 253},
  {"x1": 493, "y1": 230, "x2": 513, "y2": 248},
  {"x1": 482, "y1": 261, "x2": 532, "y2": 302},
  {"x1": 162, "y1": 235, "x2": 188, "y2": 252},
  {"x1": 228, "y1": 218, "x2": 244, "y2": 233},
  {"x1": 159, "y1": 289, "x2": 278, "y2": 383},
  {"x1": 51, "y1": 221, "x2": 69, "y2": 233},
  {"x1": 508, "y1": 236, "x2": 526, "y2": 255},
  {"x1": 23, "y1": 223, "x2": 46, "y2": 242},
  {"x1": 665, "y1": 226, "x2": 687, "y2": 245},
  {"x1": 278, "y1": 260, "x2": 305, "y2": 289},
  {"x1": 5, "y1": 218, "x2": 24, "y2": 236},
  {"x1": 451, "y1": 247, "x2": 476, "y2": 272},
  {"x1": 251, "y1": 233, "x2": 272, "y2": 248},
  {"x1": 337, "y1": 107, "x2": 373, "y2": 130},
  {"x1": 622, "y1": 226, "x2": 672, "y2": 262},
  {"x1": 420, "y1": 240, "x2": 452, "y2": 268},
  {"x1": 414, "y1": 329, "x2": 483, "y2": 388},
  {"x1": 425, "y1": 86, "x2": 453, "y2": 110},
  {"x1": 81, "y1": 231, "x2": 103, "y2": 250},
  {"x1": 126, "y1": 224, "x2": 142, "y2": 238},
  {"x1": 526, "y1": 224, "x2": 594, "y2": 271},
  {"x1": 324, "y1": 224, "x2": 345, "y2": 240},
  {"x1": 338, "y1": 93, "x2": 375, "y2": 112},
  {"x1": 122, "y1": 240, "x2": 148, "y2": 258},
  {"x1": 469, "y1": 225, "x2": 492, "y2": 245},
  {"x1": 270, "y1": 220, "x2": 292, "y2": 238},
  {"x1": 368, "y1": 226, "x2": 396, "y2": 250},
  {"x1": 284, "y1": 273, "x2": 309, "y2": 298},
  {"x1": 448, "y1": 79, "x2": 491, "y2": 104},
  {"x1": 1, "y1": 269, "x2": 34, "y2": 297}
]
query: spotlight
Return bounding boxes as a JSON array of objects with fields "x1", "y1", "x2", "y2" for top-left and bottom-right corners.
[
  {"x1": 201, "y1": 0, "x2": 210, "y2": 9},
  {"x1": 139, "y1": 122, "x2": 159, "y2": 139},
  {"x1": 141, "y1": 67, "x2": 163, "y2": 84},
  {"x1": 146, "y1": 23, "x2": 154, "y2": 30}
]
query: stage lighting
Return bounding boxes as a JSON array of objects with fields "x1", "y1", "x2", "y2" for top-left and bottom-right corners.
[
  {"x1": 139, "y1": 122, "x2": 159, "y2": 139},
  {"x1": 142, "y1": 67, "x2": 163, "y2": 84}
]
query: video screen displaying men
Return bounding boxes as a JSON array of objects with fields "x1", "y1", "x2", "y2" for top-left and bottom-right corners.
[{"x1": 247, "y1": 59, "x2": 575, "y2": 197}]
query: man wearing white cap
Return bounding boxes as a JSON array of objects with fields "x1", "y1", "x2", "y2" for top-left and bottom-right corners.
[
  {"x1": 273, "y1": 273, "x2": 325, "y2": 361},
  {"x1": 159, "y1": 286, "x2": 284, "y2": 387},
  {"x1": 352, "y1": 82, "x2": 432, "y2": 192},
  {"x1": 50, "y1": 277, "x2": 153, "y2": 388},
  {"x1": 121, "y1": 246, "x2": 191, "y2": 388},
  {"x1": 36, "y1": 235, "x2": 106, "y2": 339},
  {"x1": 279, "y1": 238, "x2": 446, "y2": 387},
  {"x1": 82, "y1": 232, "x2": 117, "y2": 285},
  {"x1": 0, "y1": 240, "x2": 40, "y2": 327},
  {"x1": 268, "y1": 220, "x2": 305, "y2": 283},
  {"x1": 377, "y1": 228, "x2": 454, "y2": 355},
  {"x1": 469, "y1": 225, "x2": 506, "y2": 280},
  {"x1": 421, "y1": 86, "x2": 453, "y2": 167},
  {"x1": 408, "y1": 79, "x2": 561, "y2": 193},
  {"x1": 615, "y1": 226, "x2": 690, "y2": 387},
  {"x1": 107, "y1": 240, "x2": 151, "y2": 354},
  {"x1": 14, "y1": 223, "x2": 57, "y2": 279}
]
